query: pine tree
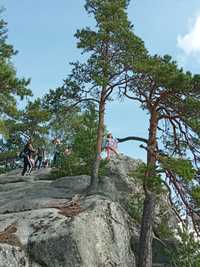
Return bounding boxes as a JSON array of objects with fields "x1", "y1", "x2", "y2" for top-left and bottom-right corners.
[
  {"x1": 55, "y1": 0, "x2": 147, "y2": 190},
  {"x1": 118, "y1": 54, "x2": 200, "y2": 266},
  {"x1": 0, "y1": 11, "x2": 31, "y2": 134}
]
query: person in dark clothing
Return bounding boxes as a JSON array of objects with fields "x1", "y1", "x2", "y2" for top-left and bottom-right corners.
[
  {"x1": 35, "y1": 147, "x2": 44, "y2": 169},
  {"x1": 52, "y1": 138, "x2": 61, "y2": 166},
  {"x1": 21, "y1": 139, "x2": 35, "y2": 176}
]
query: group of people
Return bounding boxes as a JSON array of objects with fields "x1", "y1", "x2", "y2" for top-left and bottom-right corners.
[
  {"x1": 20, "y1": 132, "x2": 118, "y2": 176},
  {"x1": 20, "y1": 137, "x2": 72, "y2": 176},
  {"x1": 20, "y1": 139, "x2": 46, "y2": 176},
  {"x1": 52, "y1": 138, "x2": 72, "y2": 166},
  {"x1": 51, "y1": 133, "x2": 119, "y2": 164}
]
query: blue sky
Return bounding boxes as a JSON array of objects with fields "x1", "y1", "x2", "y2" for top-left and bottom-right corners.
[{"x1": 2, "y1": 0, "x2": 200, "y2": 160}]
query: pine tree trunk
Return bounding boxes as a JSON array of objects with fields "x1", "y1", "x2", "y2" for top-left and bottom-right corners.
[
  {"x1": 138, "y1": 191, "x2": 156, "y2": 267},
  {"x1": 90, "y1": 97, "x2": 105, "y2": 191},
  {"x1": 138, "y1": 109, "x2": 158, "y2": 267}
]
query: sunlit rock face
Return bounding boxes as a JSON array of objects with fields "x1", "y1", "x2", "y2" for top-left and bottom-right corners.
[
  {"x1": 0, "y1": 154, "x2": 177, "y2": 267},
  {"x1": 0, "y1": 157, "x2": 137, "y2": 267}
]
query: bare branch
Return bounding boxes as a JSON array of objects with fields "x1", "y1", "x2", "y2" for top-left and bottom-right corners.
[
  {"x1": 64, "y1": 98, "x2": 100, "y2": 113},
  {"x1": 117, "y1": 136, "x2": 148, "y2": 144}
]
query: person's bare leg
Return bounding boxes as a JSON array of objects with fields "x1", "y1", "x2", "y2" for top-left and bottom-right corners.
[
  {"x1": 109, "y1": 147, "x2": 119, "y2": 156},
  {"x1": 106, "y1": 147, "x2": 111, "y2": 160}
]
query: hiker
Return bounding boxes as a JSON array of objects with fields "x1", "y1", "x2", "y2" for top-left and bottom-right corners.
[
  {"x1": 64, "y1": 147, "x2": 72, "y2": 156},
  {"x1": 105, "y1": 133, "x2": 119, "y2": 160},
  {"x1": 52, "y1": 138, "x2": 61, "y2": 166},
  {"x1": 21, "y1": 139, "x2": 35, "y2": 176},
  {"x1": 43, "y1": 158, "x2": 48, "y2": 168},
  {"x1": 35, "y1": 147, "x2": 44, "y2": 169},
  {"x1": 27, "y1": 154, "x2": 35, "y2": 175}
]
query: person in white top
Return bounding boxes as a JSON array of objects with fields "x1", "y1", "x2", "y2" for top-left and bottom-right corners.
[{"x1": 105, "y1": 133, "x2": 119, "y2": 160}]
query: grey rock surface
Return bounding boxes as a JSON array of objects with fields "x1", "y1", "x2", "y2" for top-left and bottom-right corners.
[
  {"x1": 0, "y1": 244, "x2": 29, "y2": 267},
  {"x1": 0, "y1": 154, "x2": 176, "y2": 267},
  {"x1": 0, "y1": 198, "x2": 135, "y2": 267},
  {"x1": 0, "y1": 155, "x2": 138, "y2": 267}
]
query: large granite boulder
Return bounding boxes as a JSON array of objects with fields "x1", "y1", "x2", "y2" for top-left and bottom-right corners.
[
  {"x1": 0, "y1": 155, "x2": 138, "y2": 266},
  {"x1": 0, "y1": 197, "x2": 135, "y2": 267},
  {"x1": 0, "y1": 154, "x2": 177, "y2": 267}
]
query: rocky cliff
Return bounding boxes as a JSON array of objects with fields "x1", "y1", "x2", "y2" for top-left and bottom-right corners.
[{"x1": 0, "y1": 154, "x2": 177, "y2": 267}]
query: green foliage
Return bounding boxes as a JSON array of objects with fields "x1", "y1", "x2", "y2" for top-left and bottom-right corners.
[
  {"x1": 21, "y1": 99, "x2": 50, "y2": 144},
  {"x1": 0, "y1": 150, "x2": 18, "y2": 162},
  {"x1": 155, "y1": 223, "x2": 174, "y2": 240},
  {"x1": 128, "y1": 162, "x2": 146, "y2": 182},
  {"x1": 160, "y1": 156, "x2": 196, "y2": 181},
  {"x1": 145, "y1": 167, "x2": 163, "y2": 193},
  {"x1": 170, "y1": 227, "x2": 200, "y2": 267},
  {"x1": 72, "y1": 105, "x2": 97, "y2": 172},
  {"x1": 46, "y1": 0, "x2": 148, "y2": 184},
  {"x1": 51, "y1": 153, "x2": 85, "y2": 178},
  {"x1": 0, "y1": 98, "x2": 50, "y2": 168},
  {"x1": 154, "y1": 208, "x2": 175, "y2": 239},
  {"x1": 0, "y1": 119, "x2": 8, "y2": 137},
  {"x1": 0, "y1": 13, "x2": 31, "y2": 119},
  {"x1": 56, "y1": 0, "x2": 147, "y2": 122},
  {"x1": 51, "y1": 154, "x2": 108, "y2": 179},
  {"x1": 127, "y1": 193, "x2": 144, "y2": 223},
  {"x1": 0, "y1": 11, "x2": 33, "y2": 164},
  {"x1": 191, "y1": 187, "x2": 200, "y2": 206},
  {"x1": 43, "y1": 87, "x2": 82, "y2": 144},
  {"x1": 1, "y1": 99, "x2": 50, "y2": 153},
  {"x1": 50, "y1": 104, "x2": 108, "y2": 178},
  {"x1": 130, "y1": 163, "x2": 163, "y2": 193},
  {"x1": 187, "y1": 118, "x2": 200, "y2": 135},
  {"x1": 127, "y1": 185, "x2": 174, "y2": 239},
  {"x1": 0, "y1": 149, "x2": 19, "y2": 174}
]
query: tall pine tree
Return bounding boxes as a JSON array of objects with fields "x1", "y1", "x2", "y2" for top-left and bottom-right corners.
[
  {"x1": 118, "y1": 54, "x2": 200, "y2": 266},
  {"x1": 55, "y1": 0, "x2": 147, "y2": 190}
]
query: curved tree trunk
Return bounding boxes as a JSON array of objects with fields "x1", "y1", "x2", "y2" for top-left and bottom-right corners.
[{"x1": 138, "y1": 109, "x2": 158, "y2": 267}]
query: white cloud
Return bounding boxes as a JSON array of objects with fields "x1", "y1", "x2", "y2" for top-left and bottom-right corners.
[{"x1": 177, "y1": 15, "x2": 200, "y2": 55}]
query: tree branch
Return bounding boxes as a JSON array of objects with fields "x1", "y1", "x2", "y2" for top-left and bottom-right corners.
[
  {"x1": 65, "y1": 98, "x2": 100, "y2": 112},
  {"x1": 117, "y1": 136, "x2": 148, "y2": 144}
]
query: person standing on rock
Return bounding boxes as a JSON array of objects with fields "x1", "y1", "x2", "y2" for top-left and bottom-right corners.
[
  {"x1": 27, "y1": 153, "x2": 35, "y2": 175},
  {"x1": 21, "y1": 139, "x2": 35, "y2": 176},
  {"x1": 52, "y1": 138, "x2": 61, "y2": 166},
  {"x1": 35, "y1": 147, "x2": 44, "y2": 169},
  {"x1": 105, "y1": 133, "x2": 119, "y2": 160}
]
